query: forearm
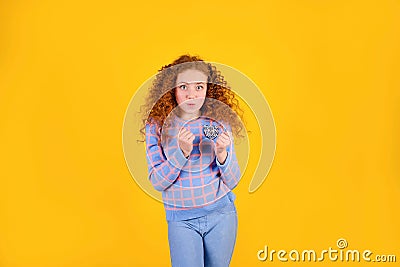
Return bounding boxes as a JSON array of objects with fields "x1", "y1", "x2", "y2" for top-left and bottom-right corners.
[
  {"x1": 147, "y1": 147, "x2": 188, "y2": 191},
  {"x1": 216, "y1": 151, "x2": 241, "y2": 190},
  {"x1": 145, "y1": 122, "x2": 188, "y2": 191}
]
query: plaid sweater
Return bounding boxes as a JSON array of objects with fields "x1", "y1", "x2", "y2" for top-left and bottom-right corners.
[{"x1": 145, "y1": 115, "x2": 241, "y2": 221}]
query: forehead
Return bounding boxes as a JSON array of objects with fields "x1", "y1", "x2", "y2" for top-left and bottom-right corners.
[{"x1": 176, "y1": 69, "x2": 208, "y2": 84}]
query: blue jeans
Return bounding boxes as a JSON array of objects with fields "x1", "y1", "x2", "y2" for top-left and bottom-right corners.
[{"x1": 167, "y1": 203, "x2": 238, "y2": 267}]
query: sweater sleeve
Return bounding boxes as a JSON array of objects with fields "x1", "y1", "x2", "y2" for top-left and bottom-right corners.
[
  {"x1": 215, "y1": 131, "x2": 241, "y2": 190},
  {"x1": 145, "y1": 122, "x2": 188, "y2": 191}
]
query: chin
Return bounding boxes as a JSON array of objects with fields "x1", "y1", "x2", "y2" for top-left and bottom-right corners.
[{"x1": 185, "y1": 110, "x2": 201, "y2": 115}]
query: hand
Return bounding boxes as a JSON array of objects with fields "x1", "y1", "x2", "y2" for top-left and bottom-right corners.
[
  {"x1": 178, "y1": 127, "x2": 195, "y2": 158},
  {"x1": 215, "y1": 131, "x2": 231, "y2": 164}
]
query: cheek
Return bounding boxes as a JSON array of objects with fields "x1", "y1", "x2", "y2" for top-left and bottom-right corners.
[
  {"x1": 175, "y1": 91, "x2": 184, "y2": 105},
  {"x1": 200, "y1": 88, "x2": 207, "y2": 98}
]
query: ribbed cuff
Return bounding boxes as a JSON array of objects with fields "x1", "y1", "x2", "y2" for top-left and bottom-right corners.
[{"x1": 169, "y1": 147, "x2": 189, "y2": 169}]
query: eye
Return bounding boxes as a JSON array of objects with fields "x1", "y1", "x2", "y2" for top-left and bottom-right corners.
[
  {"x1": 196, "y1": 85, "x2": 204, "y2": 90},
  {"x1": 179, "y1": 84, "x2": 187, "y2": 90}
]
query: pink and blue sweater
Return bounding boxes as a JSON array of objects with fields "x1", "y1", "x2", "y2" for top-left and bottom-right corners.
[{"x1": 145, "y1": 115, "x2": 241, "y2": 222}]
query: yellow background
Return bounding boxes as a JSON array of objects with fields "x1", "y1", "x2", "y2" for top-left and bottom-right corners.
[{"x1": 1, "y1": 0, "x2": 399, "y2": 266}]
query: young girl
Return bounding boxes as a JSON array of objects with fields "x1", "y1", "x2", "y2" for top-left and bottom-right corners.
[{"x1": 141, "y1": 54, "x2": 244, "y2": 267}]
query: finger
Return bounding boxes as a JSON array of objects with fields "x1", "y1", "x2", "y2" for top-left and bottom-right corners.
[
  {"x1": 182, "y1": 134, "x2": 195, "y2": 143},
  {"x1": 223, "y1": 130, "x2": 233, "y2": 138},
  {"x1": 216, "y1": 139, "x2": 226, "y2": 146},
  {"x1": 185, "y1": 133, "x2": 194, "y2": 141},
  {"x1": 218, "y1": 134, "x2": 230, "y2": 144},
  {"x1": 218, "y1": 134, "x2": 229, "y2": 143},
  {"x1": 217, "y1": 131, "x2": 226, "y2": 139},
  {"x1": 184, "y1": 129, "x2": 194, "y2": 138},
  {"x1": 178, "y1": 133, "x2": 188, "y2": 141},
  {"x1": 179, "y1": 129, "x2": 191, "y2": 139},
  {"x1": 179, "y1": 127, "x2": 189, "y2": 136},
  {"x1": 217, "y1": 137, "x2": 230, "y2": 147},
  {"x1": 223, "y1": 133, "x2": 232, "y2": 143},
  {"x1": 220, "y1": 132, "x2": 230, "y2": 140},
  {"x1": 223, "y1": 138, "x2": 231, "y2": 146}
]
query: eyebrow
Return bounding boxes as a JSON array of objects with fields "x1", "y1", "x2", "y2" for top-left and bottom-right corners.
[{"x1": 176, "y1": 81, "x2": 207, "y2": 84}]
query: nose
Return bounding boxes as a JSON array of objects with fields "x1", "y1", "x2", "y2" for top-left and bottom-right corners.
[{"x1": 187, "y1": 85, "x2": 196, "y2": 99}]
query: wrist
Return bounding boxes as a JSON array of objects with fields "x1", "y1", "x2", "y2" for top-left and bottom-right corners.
[
  {"x1": 181, "y1": 149, "x2": 190, "y2": 158},
  {"x1": 216, "y1": 151, "x2": 228, "y2": 164}
]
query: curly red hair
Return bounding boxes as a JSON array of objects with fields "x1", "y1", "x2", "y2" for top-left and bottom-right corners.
[{"x1": 140, "y1": 54, "x2": 244, "y2": 138}]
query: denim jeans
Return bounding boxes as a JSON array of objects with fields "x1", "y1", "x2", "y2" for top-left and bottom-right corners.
[{"x1": 167, "y1": 203, "x2": 238, "y2": 267}]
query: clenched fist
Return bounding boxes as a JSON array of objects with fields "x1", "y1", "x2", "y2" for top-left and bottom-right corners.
[
  {"x1": 215, "y1": 131, "x2": 231, "y2": 164},
  {"x1": 178, "y1": 127, "x2": 195, "y2": 158}
]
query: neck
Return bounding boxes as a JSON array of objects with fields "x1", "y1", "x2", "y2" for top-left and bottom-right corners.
[{"x1": 178, "y1": 109, "x2": 201, "y2": 121}]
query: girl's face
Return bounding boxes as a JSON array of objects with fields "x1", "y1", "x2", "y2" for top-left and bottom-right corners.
[{"x1": 175, "y1": 69, "x2": 208, "y2": 118}]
